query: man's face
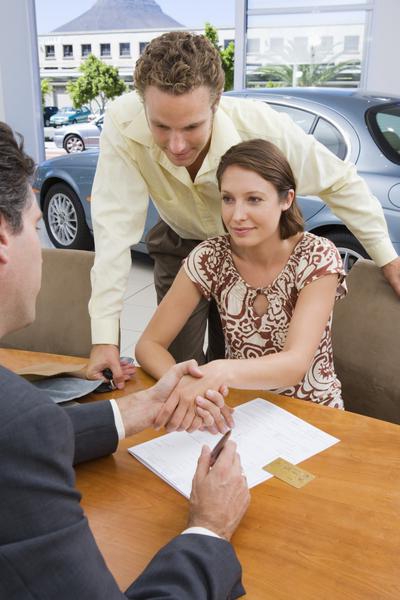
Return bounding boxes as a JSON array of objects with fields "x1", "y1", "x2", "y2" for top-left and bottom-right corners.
[
  {"x1": 6, "y1": 192, "x2": 42, "y2": 331},
  {"x1": 144, "y1": 85, "x2": 217, "y2": 168}
]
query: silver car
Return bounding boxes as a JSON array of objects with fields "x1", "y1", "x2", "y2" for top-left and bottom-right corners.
[
  {"x1": 53, "y1": 115, "x2": 103, "y2": 153},
  {"x1": 35, "y1": 88, "x2": 400, "y2": 270}
]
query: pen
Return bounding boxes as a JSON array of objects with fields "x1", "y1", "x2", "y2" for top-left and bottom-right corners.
[{"x1": 209, "y1": 429, "x2": 231, "y2": 467}]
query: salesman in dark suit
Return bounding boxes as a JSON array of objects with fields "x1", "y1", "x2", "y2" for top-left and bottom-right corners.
[{"x1": 0, "y1": 121, "x2": 250, "y2": 599}]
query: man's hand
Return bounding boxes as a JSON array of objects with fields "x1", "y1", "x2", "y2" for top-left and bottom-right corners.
[
  {"x1": 86, "y1": 344, "x2": 135, "y2": 389},
  {"x1": 116, "y1": 360, "x2": 203, "y2": 437},
  {"x1": 188, "y1": 441, "x2": 250, "y2": 541},
  {"x1": 382, "y1": 257, "x2": 400, "y2": 298},
  {"x1": 154, "y1": 360, "x2": 233, "y2": 433}
]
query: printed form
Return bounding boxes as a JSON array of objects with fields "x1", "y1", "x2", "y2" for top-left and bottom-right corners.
[{"x1": 128, "y1": 398, "x2": 340, "y2": 498}]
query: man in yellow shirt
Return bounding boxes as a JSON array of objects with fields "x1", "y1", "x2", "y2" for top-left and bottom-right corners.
[{"x1": 87, "y1": 31, "x2": 400, "y2": 387}]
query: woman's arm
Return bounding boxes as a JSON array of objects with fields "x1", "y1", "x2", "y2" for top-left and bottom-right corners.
[
  {"x1": 155, "y1": 274, "x2": 339, "y2": 431},
  {"x1": 135, "y1": 267, "x2": 203, "y2": 379}
]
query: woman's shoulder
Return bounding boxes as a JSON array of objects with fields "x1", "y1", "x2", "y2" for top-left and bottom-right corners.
[
  {"x1": 298, "y1": 232, "x2": 341, "y2": 260},
  {"x1": 191, "y1": 235, "x2": 230, "y2": 258}
]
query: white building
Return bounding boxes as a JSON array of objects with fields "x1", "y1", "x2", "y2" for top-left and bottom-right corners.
[{"x1": 39, "y1": 28, "x2": 235, "y2": 107}]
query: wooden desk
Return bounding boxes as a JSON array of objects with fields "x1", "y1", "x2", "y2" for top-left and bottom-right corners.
[{"x1": 1, "y1": 348, "x2": 400, "y2": 599}]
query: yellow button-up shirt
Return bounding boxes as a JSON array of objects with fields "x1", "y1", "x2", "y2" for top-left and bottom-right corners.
[{"x1": 90, "y1": 91, "x2": 396, "y2": 345}]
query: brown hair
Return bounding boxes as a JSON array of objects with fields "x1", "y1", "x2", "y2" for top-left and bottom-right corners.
[
  {"x1": 134, "y1": 31, "x2": 224, "y2": 104},
  {"x1": 216, "y1": 139, "x2": 304, "y2": 239},
  {"x1": 0, "y1": 122, "x2": 35, "y2": 234}
]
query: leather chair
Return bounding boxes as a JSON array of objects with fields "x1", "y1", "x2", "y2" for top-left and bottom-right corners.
[
  {"x1": 332, "y1": 259, "x2": 400, "y2": 424},
  {"x1": 1, "y1": 248, "x2": 94, "y2": 357}
]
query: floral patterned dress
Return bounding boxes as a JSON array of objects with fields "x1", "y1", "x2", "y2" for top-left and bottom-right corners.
[{"x1": 184, "y1": 232, "x2": 347, "y2": 408}]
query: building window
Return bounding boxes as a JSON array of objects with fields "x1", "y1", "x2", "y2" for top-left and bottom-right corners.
[
  {"x1": 45, "y1": 44, "x2": 55, "y2": 59},
  {"x1": 63, "y1": 44, "x2": 73, "y2": 59},
  {"x1": 294, "y1": 37, "x2": 307, "y2": 53},
  {"x1": 344, "y1": 35, "x2": 359, "y2": 53},
  {"x1": 319, "y1": 36, "x2": 334, "y2": 54},
  {"x1": 224, "y1": 39, "x2": 234, "y2": 49},
  {"x1": 139, "y1": 41, "x2": 148, "y2": 55},
  {"x1": 247, "y1": 38, "x2": 260, "y2": 54},
  {"x1": 270, "y1": 37, "x2": 284, "y2": 53},
  {"x1": 119, "y1": 42, "x2": 131, "y2": 57},
  {"x1": 81, "y1": 44, "x2": 92, "y2": 58},
  {"x1": 100, "y1": 43, "x2": 111, "y2": 57}
]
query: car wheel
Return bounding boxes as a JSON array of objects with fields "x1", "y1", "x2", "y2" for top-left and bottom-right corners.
[
  {"x1": 43, "y1": 183, "x2": 94, "y2": 250},
  {"x1": 64, "y1": 134, "x2": 85, "y2": 153},
  {"x1": 324, "y1": 230, "x2": 368, "y2": 272},
  {"x1": 72, "y1": 119, "x2": 77, "y2": 124}
]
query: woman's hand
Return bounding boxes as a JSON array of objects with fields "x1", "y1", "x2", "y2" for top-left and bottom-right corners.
[{"x1": 154, "y1": 361, "x2": 234, "y2": 433}]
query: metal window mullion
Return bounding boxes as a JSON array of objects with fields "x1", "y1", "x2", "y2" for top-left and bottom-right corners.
[{"x1": 234, "y1": 0, "x2": 247, "y2": 89}]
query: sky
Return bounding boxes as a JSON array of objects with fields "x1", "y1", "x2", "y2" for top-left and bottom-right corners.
[{"x1": 34, "y1": 0, "x2": 235, "y2": 33}]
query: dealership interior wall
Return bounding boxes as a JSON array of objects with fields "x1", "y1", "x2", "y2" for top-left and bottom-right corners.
[{"x1": 0, "y1": 0, "x2": 400, "y2": 164}]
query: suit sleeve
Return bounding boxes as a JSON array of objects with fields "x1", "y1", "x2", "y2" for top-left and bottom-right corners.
[
  {"x1": 0, "y1": 387, "x2": 126, "y2": 599},
  {"x1": 125, "y1": 533, "x2": 245, "y2": 600},
  {"x1": 65, "y1": 399, "x2": 119, "y2": 464},
  {"x1": 0, "y1": 371, "x2": 244, "y2": 599}
]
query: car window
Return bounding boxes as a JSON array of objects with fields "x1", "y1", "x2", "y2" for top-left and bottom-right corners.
[
  {"x1": 366, "y1": 103, "x2": 400, "y2": 165},
  {"x1": 266, "y1": 103, "x2": 315, "y2": 133},
  {"x1": 312, "y1": 117, "x2": 347, "y2": 160}
]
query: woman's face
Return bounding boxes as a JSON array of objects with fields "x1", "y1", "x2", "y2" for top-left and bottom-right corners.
[{"x1": 220, "y1": 165, "x2": 293, "y2": 248}]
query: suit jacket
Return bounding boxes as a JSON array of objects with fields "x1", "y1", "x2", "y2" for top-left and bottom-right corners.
[{"x1": 0, "y1": 366, "x2": 245, "y2": 599}]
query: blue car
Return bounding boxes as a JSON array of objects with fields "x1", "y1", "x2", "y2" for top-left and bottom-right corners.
[
  {"x1": 49, "y1": 106, "x2": 92, "y2": 128},
  {"x1": 34, "y1": 88, "x2": 400, "y2": 270}
]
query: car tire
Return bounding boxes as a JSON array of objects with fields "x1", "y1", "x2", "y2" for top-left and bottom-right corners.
[
  {"x1": 72, "y1": 119, "x2": 77, "y2": 124},
  {"x1": 323, "y1": 229, "x2": 368, "y2": 272},
  {"x1": 43, "y1": 183, "x2": 94, "y2": 250},
  {"x1": 64, "y1": 134, "x2": 85, "y2": 153}
]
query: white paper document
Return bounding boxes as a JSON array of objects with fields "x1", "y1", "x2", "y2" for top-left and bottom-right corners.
[{"x1": 128, "y1": 398, "x2": 340, "y2": 498}]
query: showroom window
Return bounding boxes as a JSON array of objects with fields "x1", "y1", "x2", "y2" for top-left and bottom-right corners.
[{"x1": 238, "y1": 1, "x2": 372, "y2": 89}]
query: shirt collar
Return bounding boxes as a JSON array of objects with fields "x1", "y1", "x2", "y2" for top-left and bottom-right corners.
[
  {"x1": 197, "y1": 105, "x2": 242, "y2": 178},
  {"x1": 119, "y1": 96, "x2": 242, "y2": 182}
]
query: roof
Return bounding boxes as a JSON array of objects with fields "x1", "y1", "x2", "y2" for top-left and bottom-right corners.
[{"x1": 53, "y1": 0, "x2": 183, "y2": 33}]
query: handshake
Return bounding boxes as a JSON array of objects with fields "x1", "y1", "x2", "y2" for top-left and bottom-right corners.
[
  {"x1": 88, "y1": 348, "x2": 234, "y2": 435},
  {"x1": 88, "y1": 353, "x2": 249, "y2": 541}
]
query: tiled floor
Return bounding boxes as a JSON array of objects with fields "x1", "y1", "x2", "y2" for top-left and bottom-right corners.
[{"x1": 38, "y1": 220, "x2": 155, "y2": 360}]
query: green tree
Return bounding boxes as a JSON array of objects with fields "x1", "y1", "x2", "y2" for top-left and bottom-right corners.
[
  {"x1": 204, "y1": 23, "x2": 235, "y2": 91},
  {"x1": 257, "y1": 60, "x2": 360, "y2": 88},
  {"x1": 41, "y1": 78, "x2": 53, "y2": 107},
  {"x1": 67, "y1": 54, "x2": 126, "y2": 114}
]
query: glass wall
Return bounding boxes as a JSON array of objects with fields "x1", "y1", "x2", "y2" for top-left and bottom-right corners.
[{"x1": 240, "y1": 1, "x2": 373, "y2": 89}]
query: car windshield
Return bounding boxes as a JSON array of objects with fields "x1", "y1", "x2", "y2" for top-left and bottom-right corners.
[
  {"x1": 58, "y1": 107, "x2": 74, "y2": 114},
  {"x1": 366, "y1": 103, "x2": 400, "y2": 165}
]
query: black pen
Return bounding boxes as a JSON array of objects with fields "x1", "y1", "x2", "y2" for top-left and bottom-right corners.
[{"x1": 209, "y1": 429, "x2": 231, "y2": 467}]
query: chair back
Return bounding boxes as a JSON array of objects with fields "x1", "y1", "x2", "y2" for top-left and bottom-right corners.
[
  {"x1": 332, "y1": 259, "x2": 400, "y2": 424},
  {"x1": 1, "y1": 248, "x2": 94, "y2": 357}
]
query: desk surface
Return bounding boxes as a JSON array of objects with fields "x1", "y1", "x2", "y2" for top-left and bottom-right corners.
[{"x1": 1, "y1": 348, "x2": 400, "y2": 599}]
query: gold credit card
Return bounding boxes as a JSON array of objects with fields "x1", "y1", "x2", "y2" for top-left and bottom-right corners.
[{"x1": 263, "y1": 457, "x2": 315, "y2": 488}]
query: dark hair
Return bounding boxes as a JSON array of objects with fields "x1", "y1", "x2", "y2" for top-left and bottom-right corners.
[
  {"x1": 216, "y1": 139, "x2": 304, "y2": 239},
  {"x1": 0, "y1": 122, "x2": 35, "y2": 233},
  {"x1": 134, "y1": 31, "x2": 224, "y2": 103}
]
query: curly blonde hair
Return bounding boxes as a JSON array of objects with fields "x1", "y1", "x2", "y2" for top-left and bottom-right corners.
[{"x1": 134, "y1": 31, "x2": 224, "y2": 104}]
